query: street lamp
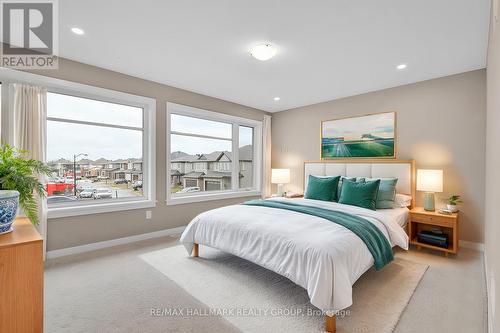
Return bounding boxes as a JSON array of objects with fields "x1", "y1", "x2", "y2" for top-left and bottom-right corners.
[{"x1": 74, "y1": 153, "x2": 87, "y2": 196}]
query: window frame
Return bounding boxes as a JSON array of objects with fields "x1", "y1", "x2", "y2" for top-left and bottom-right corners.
[
  {"x1": 166, "y1": 102, "x2": 262, "y2": 205},
  {"x1": 0, "y1": 69, "x2": 156, "y2": 218}
]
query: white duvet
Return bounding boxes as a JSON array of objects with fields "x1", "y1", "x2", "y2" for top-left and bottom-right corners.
[{"x1": 180, "y1": 197, "x2": 409, "y2": 312}]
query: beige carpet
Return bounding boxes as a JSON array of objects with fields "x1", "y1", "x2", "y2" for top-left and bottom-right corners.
[{"x1": 140, "y1": 245, "x2": 428, "y2": 333}]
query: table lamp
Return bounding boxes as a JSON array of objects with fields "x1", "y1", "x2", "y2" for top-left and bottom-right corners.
[
  {"x1": 271, "y1": 169, "x2": 290, "y2": 197},
  {"x1": 416, "y1": 169, "x2": 443, "y2": 211}
]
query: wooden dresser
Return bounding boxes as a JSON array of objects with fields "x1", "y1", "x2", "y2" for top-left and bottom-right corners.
[{"x1": 0, "y1": 217, "x2": 44, "y2": 332}]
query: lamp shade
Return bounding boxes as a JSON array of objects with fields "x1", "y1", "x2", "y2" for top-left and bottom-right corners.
[
  {"x1": 416, "y1": 169, "x2": 443, "y2": 193},
  {"x1": 271, "y1": 169, "x2": 290, "y2": 184}
]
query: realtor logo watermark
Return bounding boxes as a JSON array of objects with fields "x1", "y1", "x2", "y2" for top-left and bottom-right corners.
[
  {"x1": 149, "y1": 307, "x2": 351, "y2": 318},
  {"x1": 0, "y1": 0, "x2": 58, "y2": 69}
]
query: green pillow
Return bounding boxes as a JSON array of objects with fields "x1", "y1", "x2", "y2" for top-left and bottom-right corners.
[
  {"x1": 366, "y1": 178, "x2": 398, "y2": 209},
  {"x1": 339, "y1": 179, "x2": 381, "y2": 210},
  {"x1": 337, "y1": 177, "x2": 358, "y2": 200},
  {"x1": 305, "y1": 175, "x2": 340, "y2": 201}
]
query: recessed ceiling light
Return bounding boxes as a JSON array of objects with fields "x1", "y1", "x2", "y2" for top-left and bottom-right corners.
[
  {"x1": 396, "y1": 64, "x2": 407, "y2": 70},
  {"x1": 250, "y1": 44, "x2": 277, "y2": 61},
  {"x1": 71, "y1": 27, "x2": 85, "y2": 35},
  {"x1": 273, "y1": 97, "x2": 280, "y2": 101}
]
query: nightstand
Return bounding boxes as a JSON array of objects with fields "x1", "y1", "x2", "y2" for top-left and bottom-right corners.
[{"x1": 409, "y1": 207, "x2": 459, "y2": 256}]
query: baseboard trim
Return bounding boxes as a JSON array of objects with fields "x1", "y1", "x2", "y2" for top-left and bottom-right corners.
[
  {"x1": 485, "y1": 252, "x2": 492, "y2": 333},
  {"x1": 46, "y1": 226, "x2": 186, "y2": 259},
  {"x1": 460, "y1": 240, "x2": 484, "y2": 252},
  {"x1": 45, "y1": 232, "x2": 485, "y2": 258}
]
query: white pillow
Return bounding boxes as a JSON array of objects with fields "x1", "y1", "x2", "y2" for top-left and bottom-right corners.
[{"x1": 394, "y1": 194, "x2": 412, "y2": 208}]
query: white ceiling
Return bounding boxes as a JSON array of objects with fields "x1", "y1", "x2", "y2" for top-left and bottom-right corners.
[{"x1": 58, "y1": 0, "x2": 491, "y2": 112}]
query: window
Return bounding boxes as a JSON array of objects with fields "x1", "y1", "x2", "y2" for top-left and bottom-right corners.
[
  {"x1": 239, "y1": 126, "x2": 254, "y2": 188},
  {"x1": 46, "y1": 92, "x2": 143, "y2": 201},
  {"x1": 24, "y1": 81, "x2": 156, "y2": 218},
  {"x1": 167, "y1": 103, "x2": 262, "y2": 204},
  {"x1": 0, "y1": 70, "x2": 156, "y2": 217}
]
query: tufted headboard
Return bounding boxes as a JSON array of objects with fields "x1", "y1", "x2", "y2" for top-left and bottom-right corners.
[{"x1": 304, "y1": 159, "x2": 416, "y2": 207}]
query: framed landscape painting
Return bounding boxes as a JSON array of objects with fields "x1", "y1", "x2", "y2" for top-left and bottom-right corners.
[{"x1": 321, "y1": 112, "x2": 396, "y2": 159}]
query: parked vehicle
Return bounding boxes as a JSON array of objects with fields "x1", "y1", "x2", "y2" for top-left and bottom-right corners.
[
  {"x1": 64, "y1": 176, "x2": 74, "y2": 184},
  {"x1": 132, "y1": 180, "x2": 143, "y2": 190},
  {"x1": 93, "y1": 188, "x2": 113, "y2": 199},
  {"x1": 113, "y1": 178, "x2": 128, "y2": 184},
  {"x1": 79, "y1": 188, "x2": 95, "y2": 199},
  {"x1": 47, "y1": 196, "x2": 78, "y2": 204},
  {"x1": 55, "y1": 177, "x2": 65, "y2": 183},
  {"x1": 179, "y1": 187, "x2": 201, "y2": 193}
]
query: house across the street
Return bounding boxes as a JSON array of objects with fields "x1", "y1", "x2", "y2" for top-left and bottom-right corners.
[
  {"x1": 170, "y1": 145, "x2": 253, "y2": 191},
  {"x1": 48, "y1": 158, "x2": 143, "y2": 182}
]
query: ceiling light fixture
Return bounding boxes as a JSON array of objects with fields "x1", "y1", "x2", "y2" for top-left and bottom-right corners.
[
  {"x1": 273, "y1": 97, "x2": 280, "y2": 101},
  {"x1": 396, "y1": 63, "x2": 407, "y2": 70},
  {"x1": 71, "y1": 27, "x2": 85, "y2": 35},
  {"x1": 250, "y1": 44, "x2": 277, "y2": 61}
]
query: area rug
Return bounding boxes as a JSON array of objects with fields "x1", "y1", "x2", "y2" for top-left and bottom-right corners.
[{"x1": 140, "y1": 245, "x2": 428, "y2": 333}]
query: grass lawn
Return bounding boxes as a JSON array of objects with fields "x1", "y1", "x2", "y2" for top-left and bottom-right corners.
[
  {"x1": 345, "y1": 141, "x2": 394, "y2": 157},
  {"x1": 110, "y1": 183, "x2": 130, "y2": 190},
  {"x1": 171, "y1": 185, "x2": 182, "y2": 193},
  {"x1": 322, "y1": 140, "x2": 394, "y2": 158}
]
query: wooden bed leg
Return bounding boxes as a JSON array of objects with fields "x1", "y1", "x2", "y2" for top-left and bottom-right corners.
[
  {"x1": 325, "y1": 315, "x2": 336, "y2": 333},
  {"x1": 192, "y1": 243, "x2": 199, "y2": 257}
]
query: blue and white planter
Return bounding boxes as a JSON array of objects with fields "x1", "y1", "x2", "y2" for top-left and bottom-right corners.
[{"x1": 0, "y1": 190, "x2": 20, "y2": 234}]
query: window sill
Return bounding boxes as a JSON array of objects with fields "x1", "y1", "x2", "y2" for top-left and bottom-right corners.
[
  {"x1": 166, "y1": 190, "x2": 261, "y2": 206},
  {"x1": 48, "y1": 199, "x2": 156, "y2": 219}
]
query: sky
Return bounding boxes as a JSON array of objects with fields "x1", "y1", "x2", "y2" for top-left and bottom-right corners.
[
  {"x1": 170, "y1": 117, "x2": 253, "y2": 155},
  {"x1": 322, "y1": 112, "x2": 395, "y2": 140},
  {"x1": 46, "y1": 121, "x2": 143, "y2": 161},
  {"x1": 47, "y1": 93, "x2": 143, "y2": 161},
  {"x1": 48, "y1": 92, "x2": 143, "y2": 127},
  {"x1": 170, "y1": 115, "x2": 253, "y2": 154},
  {"x1": 46, "y1": 93, "x2": 253, "y2": 161}
]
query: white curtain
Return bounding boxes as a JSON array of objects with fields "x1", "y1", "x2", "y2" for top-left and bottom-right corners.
[
  {"x1": 262, "y1": 115, "x2": 272, "y2": 198},
  {"x1": 10, "y1": 83, "x2": 48, "y2": 260}
]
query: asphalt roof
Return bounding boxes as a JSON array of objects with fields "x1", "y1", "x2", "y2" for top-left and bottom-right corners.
[{"x1": 170, "y1": 145, "x2": 253, "y2": 163}]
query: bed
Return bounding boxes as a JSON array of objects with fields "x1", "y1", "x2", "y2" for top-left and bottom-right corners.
[{"x1": 180, "y1": 159, "x2": 415, "y2": 332}]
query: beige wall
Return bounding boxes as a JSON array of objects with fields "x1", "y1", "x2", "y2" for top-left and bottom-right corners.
[
  {"x1": 485, "y1": 2, "x2": 500, "y2": 332},
  {"x1": 26, "y1": 58, "x2": 267, "y2": 251},
  {"x1": 272, "y1": 70, "x2": 486, "y2": 243},
  {"x1": 6, "y1": 56, "x2": 487, "y2": 250}
]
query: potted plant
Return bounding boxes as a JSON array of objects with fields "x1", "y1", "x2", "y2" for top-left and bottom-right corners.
[
  {"x1": 446, "y1": 195, "x2": 462, "y2": 213},
  {"x1": 0, "y1": 144, "x2": 52, "y2": 233}
]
